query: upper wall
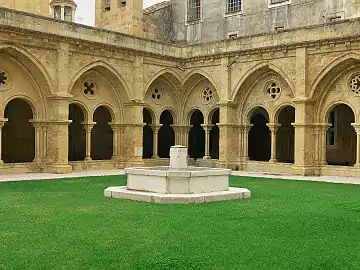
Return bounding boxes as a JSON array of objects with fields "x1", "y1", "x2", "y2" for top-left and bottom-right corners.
[
  {"x1": 171, "y1": 0, "x2": 360, "y2": 44},
  {"x1": 0, "y1": 0, "x2": 49, "y2": 16},
  {"x1": 144, "y1": 2, "x2": 173, "y2": 43}
]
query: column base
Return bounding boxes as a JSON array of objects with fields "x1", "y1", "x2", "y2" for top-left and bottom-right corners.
[
  {"x1": 203, "y1": 156, "x2": 211, "y2": 160},
  {"x1": 85, "y1": 157, "x2": 92, "y2": 162},
  {"x1": 42, "y1": 164, "x2": 73, "y2": 174},
  {"x1": 269, "y1": 159, "x2": 277, "y2": 163},
  {"x1": 152, "y1": 156, "x2": 159, "y2": 159}
]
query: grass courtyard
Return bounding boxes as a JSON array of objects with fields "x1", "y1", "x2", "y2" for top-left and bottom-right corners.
[{"x1": 1, "y1": 176, "x2": 360, "y2": 269}]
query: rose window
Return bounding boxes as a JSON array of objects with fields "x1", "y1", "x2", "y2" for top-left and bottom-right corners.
[
  {"x1": 0, "y1": 71, "x2": 7, "y2": 85},
  {"x1": 151, "y1": 88, "x2": 162, "y2": 101},
  {"x1": 349, "y1": 74, "x2": 360, "y2": 95},
  {"x1": 202, "y1": 87, "x2": 213, "y2": 103},
  {"x1": 266, "y1": 81, "x2": 281, "y2": 100}
]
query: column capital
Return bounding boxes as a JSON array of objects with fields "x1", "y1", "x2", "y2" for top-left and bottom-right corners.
[
  {"x1": 149, "y1": 124, "x2": 163, "y2": 133},
  {"x1": 351, "y1": 123, "x2": 360, "y2": 135},
  {"x1": 0, "y1": 118, "x2": 8, "y2": 127},
  {"x1": 109, "y1": 123, "x2": 125, "y2": 131},
  {"x1": 243, "y1": 124, "x2": 254, "y2": 132},
  {"x1": 171, "y1": 124, "x2": 192, "y2": 132},
  {"x1": 266, "y1": 123, "x2": 281, "y2": 132},
  {"x1": 201, "y1": 124, "x2": 214, "y2": 132},
  {"x1": 81, "y1": 122, "x2": 96, "y2": 131}
]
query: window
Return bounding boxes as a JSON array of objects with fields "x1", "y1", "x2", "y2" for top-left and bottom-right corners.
[
  {"x1": 64, "y1": 7, "x2": 72, "y2": 22},
  {"x1": 270, "y1": 0, "x2": 288, "y2": 4},
  {"x1": 327, "y1": 110, "x2": 336, "y2": 146},
  {"x1": 104, "y1": 0, "x2": 111, "y2": 11},
  {"x1": 227, "y1": 0, "x2": 241, "y2": 13},
  {"x1": 187, "y1": 0, "x2": 201, "y2": 22},
  {"x1": 54, "y1": 6, "x2": 61, "y2": 20},
  {"x1": 228, "y1": 33, "x2": 238, "y2": 39}
]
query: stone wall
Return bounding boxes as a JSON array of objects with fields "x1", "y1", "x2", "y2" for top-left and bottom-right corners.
[{"x1": 171, "y1": 0, "x2": 360, "y2": 44}]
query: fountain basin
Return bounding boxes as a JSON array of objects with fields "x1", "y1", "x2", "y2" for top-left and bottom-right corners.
[{"x1": 125, "y1": 166, "x2": 231, "y2": 194}]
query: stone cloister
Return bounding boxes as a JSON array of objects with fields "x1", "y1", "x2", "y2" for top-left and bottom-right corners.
[{"x1": 1, "y1": 9, "x2": 360, "y2": 177}]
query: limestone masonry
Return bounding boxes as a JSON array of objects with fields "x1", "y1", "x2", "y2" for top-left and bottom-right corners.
[{"x1": 0, "y1": 0, "x2": 360, "y2": 177}]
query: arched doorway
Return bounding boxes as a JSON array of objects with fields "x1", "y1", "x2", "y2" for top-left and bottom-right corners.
[
  {"x1": 188, "y1": 109, "x2": 205, "y2": 159},
  {"x1": 158, "y1": 110, "x2": 175, "y2": 158},
  {"x1": 209, "y1": 108, "x2": 220, "y2": 159},
  {"x1": 3, "y1": 98, "x2": 35, "y2": 163},
  {"x1": 91, "y1": 106, "x2": 113, "y2": 160},
  {"x1": 276, "y1": 106, "x2": 295, "y2": 163},
  {"x1": 68, "y1": 104, "x2": 86, "y2": 161},
  {"x1": 248, "y1": 107, "x2": 271, "y2": 161},
  {"x1": 143, "y1": 108, "x2": 153, "y2": 159},
  {"x1": 326, "y1": 104, "x2": 356, "y2": 166}
]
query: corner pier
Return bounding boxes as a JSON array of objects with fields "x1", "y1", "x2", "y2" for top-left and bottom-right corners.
[{"x1": 104, "y1": 146, "x2": 251, "y2": 204}]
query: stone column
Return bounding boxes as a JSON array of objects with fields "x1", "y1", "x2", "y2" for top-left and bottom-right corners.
[
  {"x1": 316, "y1": 124, "x2": 331, "y2": 166},
  {"x1": 150, "y1": 124, "x2": 162, "y2": 159},
  {"x1": 201, "y1": 124, "x2": 213, "y2": 159},
  {"x1": 30, "y1": 121, "x2": 43, "y2": 163},
  {"x1": 242, "y1": 124, "x2": 253, "y2": 161},
  {"x1": 351, "y1": 124, "x2": 360, "y2": 167},
  {"x1": 267, "y1": 123, "x2": 281, "y2": 163},
  {"x1": 0, "y1": 118, "x2": 8, "y2": 164},
  {"x1": 110, "y1": 123, "x2": 121, "y2": 162},
  {"x1": 82, "y1": 123, "x2": 95, "y2": 162},
  {"x1": 170, "y1": 125, "x2": 182, "y2": 145}
]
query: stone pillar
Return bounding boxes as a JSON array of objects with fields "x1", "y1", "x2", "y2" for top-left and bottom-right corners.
[
  {"x1": 0, "y1": 118, "x2": 8, "y2": 164},
  {"x1": 242, "y1": 124, "x2": 253, "y2": 161},
  {"x1": 267, "y1": 123, "x2": 281, "y2": 163},
  {"x1": 82, "y1": 123, "x2": 95, "y2": 162},
  {"x1": 171, "y1": 125, "x2": 182, "y2": 145},
  {"x1": 314, "y1": 124, "x2": 331, "y2": 166},
  {"x1": 30, "y1": 121, "x2": 43, "y2": 163},
  {"x1": 110, "y1": 123, "x2": 121, "y2": 162},
  {"x1": 150, "y1": 124, "x2": 162, "y2": 159},
  {"x1": 201, "y1": 124, "x2": 213, "y2": 159},
  {"x1": 351, "y1": 124, "x2": 360, "y2": 166}
]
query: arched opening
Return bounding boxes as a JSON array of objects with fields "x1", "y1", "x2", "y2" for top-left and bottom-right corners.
[
  {"x1": 91, "y1": 106, "x2": 113, "y2": 160},
  {"x1": 248, "y1": 107, "x2": 271, "y2": 161},
  {"x1": 143, "y1": 108, "x2": 153, "y2": 159},
  {"x1": 68, "y1": 104, "x2": 86, "y2": 161},
  {"x1": 188, "y1": 110, "x2": 205, "y2": 159},
  {"x1": 209, "y1": 108, "x2": 220, "y2": 159},
  {"x1": 3, "y1": 98, "x2": 35, "y2": 163},
  {"x1": 158, "y1": 110, "x2": 175, "y2": 158},
  {"x1": 326, "y1": 104, "x2": 356, "y2": 166},
  {"x1": 276, "y1": 106, "x2": 295, "y2": 163}
]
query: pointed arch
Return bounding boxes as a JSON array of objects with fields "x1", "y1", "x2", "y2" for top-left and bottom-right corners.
[
  {"x1": 309, "y1": 52, "x2": 360, "y2": 101},
  {"x1": 0, "y1": 44, "x2": 54, "y2": 96},
  {"x1": 231, "y1": 62, "x2": 295, "y2": 103},
  {"x1": 144, "y1": 68, "x2": 182, "y2": 94},
  {"x1": 69, "y1": 61, "x2": 131, "y2": 101},
  {"x1": 184, "y1": 69, "x2": 220, "y2": 95}
]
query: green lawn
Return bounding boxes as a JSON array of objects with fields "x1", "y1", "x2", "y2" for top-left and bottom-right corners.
[{"x1": 1, "y1": 176, "x2": 360, "y2": 269}]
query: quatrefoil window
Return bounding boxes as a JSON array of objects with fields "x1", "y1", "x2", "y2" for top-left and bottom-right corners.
[
  {"x1": 151, "y1": 88, "x2": 162, "y2": 100},
  {"x1": 0, "y1": 71, "x2": 7, "y2": 85},
  {"x1": 266, "y1": 81, "x2": 281, "y2": 100},
  {"x1": 349, "y1": 73, "x2": 360, "y2": 95},
  {"x1": 83, "y1": 81, "x2": 95, "y2": 95},
  {"x1": 202, "y1": 87, "x2": 213, "y2": 104}
]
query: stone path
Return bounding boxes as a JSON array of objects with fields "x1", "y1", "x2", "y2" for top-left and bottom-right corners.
[{"x1": 1, "y1": 169, "x2": 360, "y2": 185}]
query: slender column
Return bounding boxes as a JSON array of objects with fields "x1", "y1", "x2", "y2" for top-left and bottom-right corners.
[
  {"x1": 171, "y1": 125, "x2": 186, "y2": 146},
  {"x1": 150, "y1": 124, "x2": 162, "y2": 159},
  {"x1": 0, "y1": 119, "x2": 8, "y2": 164},
  {"x1": 351, "y1": 124, "x2": 360, "y2": 167},
  {"x1": 184, "y1": 125, "x2": 192, "y2": 157},
  {"x1": 267, "y1": 123, "x2": 281, "y2": 163},
  {"x1": 82, "y1": 123, "x2": 95, "y2": 161},
  {"x1": 319, "y1": 124, "x2": 331, "y2": 165},
  {"x1": 243, "y1": 124, "x2": 253, "y2": 161},
  {"x1": 110, "y1": 124, "x2": 120, "y2": 161},
  {"x1": 201, "y1": 124, "x2": 213, "y2": 159},
  {"x1": 32, "y1": 122, "x2": 43, "y2": 163}
]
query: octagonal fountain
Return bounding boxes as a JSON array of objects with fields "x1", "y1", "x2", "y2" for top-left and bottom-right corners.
[{"x1": 104, "y1": 146, "x2": 251, "y2": 204}]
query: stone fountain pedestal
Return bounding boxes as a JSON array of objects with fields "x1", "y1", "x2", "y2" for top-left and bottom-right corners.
[{"x1": 104, "y1": 146, "x2": 251, "y2": 204}]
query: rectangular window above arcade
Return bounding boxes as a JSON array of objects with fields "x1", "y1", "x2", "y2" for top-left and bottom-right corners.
[
  {"x1": 104, "y1": 0, "x2": 111, "y2": 11},
  {"x1": 268, "y1": 0, "x2": 291, "y2": 8},
  {"x1": 227, "y1": 0, "x2": 241, "y2": 13},
  {"x1": 187, "y1": 0, "x2": 201, "y2": 22},
  {"x1": 64, "y1": 7, "x2": 72, "y2": 22},
  {"x1": 54, "y1": 6, "x2": 61, "y2": 20}
]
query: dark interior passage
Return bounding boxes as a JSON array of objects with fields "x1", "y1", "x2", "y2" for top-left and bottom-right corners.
[
  {"x1": 3, "y1": 98, "x2": 35, "y2": 163},
  {"x1": 91, "y1": 106, "x2": 113, "y2": 160},
  {"x1": 142, "y1": 108, "x2": 153, "y2": 159},
  {"x1": 158, "y1": 110, "x2": 175, "y2": 158},
  {"x1": 326, "y1": 104, "x2": 356, "y2": 166},
  {"x1": 68, "y1": 103, "x2": 86, "y2": 161},
  {"x1": 189, "y1": 109, "x2": 205, "y2": 159},
  {"x1": 248, "y1": 107, "x2": 271, "y2": 161},
  {"x1": 209, "y1": 108, "x2": 220, "y2": 159},
  {"x1": 276, "y1": 106, "x2": 295, "y2": 163}
]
